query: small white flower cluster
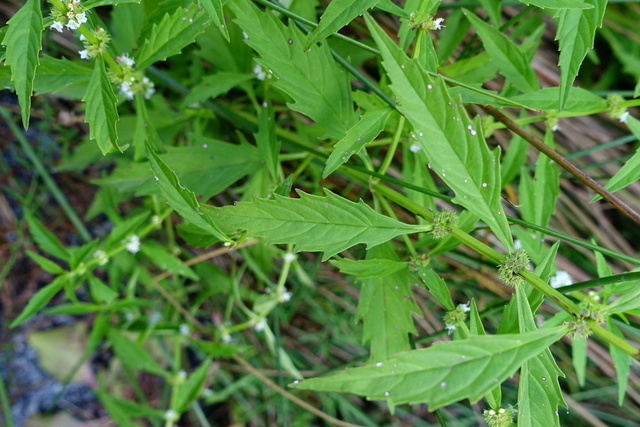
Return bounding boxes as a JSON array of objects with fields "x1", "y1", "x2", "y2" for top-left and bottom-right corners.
[
  {"x1": 254, "y1": 318, "x2": 267, "y2": 332},
  {"x1": 77, "y1": 28, "x2": 110, "y2": 60},
  {"x1": 118, "y1": 75, "x2": 155, "y2": 101},
  {"x1": 409, "y1": 13, "x2": 446, "y2": 31},
  {"x1": 278, "y1": 287, "x2": 292, "y2": 303},
  {"x1": 253, "y1": 64, "x2": 266, "y2": 81},
  {"x1": 49, "y1": 0, "x2": 87, "y2": 32},
  {"x1": 93, "y1": 249, "x2": 109, "y2": 266},
  {"x1": 125, "y1": 234, "x2": 140, "y2": 254}
]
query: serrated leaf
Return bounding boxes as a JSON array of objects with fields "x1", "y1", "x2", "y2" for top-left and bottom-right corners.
[
  {"x1": 83, "y1": 57, "x2": 120, "y2": 155},
  {"x1": 11, "y1": 276, "x2": 67, "y2": 327},
  {"x1": 519, "y1": 0, "x2": 593, "y2": 8},
  {"x1": 356, "y1": 243, "x2": 420, "y2": 362},
  {"x1": 229, "y1": 0, "x2": 357, "y2": 139},
  {"x1": 516, "y1": 286, "x2": 566, "y2": 427},
  {"x1": 416, "y1": 267, "x2": 455, "y2": 311},
  {"x1": 365, "y1": 14, "x2": 513, "y2": 249},
  {"x1": 146, "y1": 142, "x2": 229, "y2": 243},
  {"x1": 25, "y1": 211, "x2": 70, "y2": 261},
  {"x1": 135, "y1": 6, "x2": 210, "y2": 69},
  {"x1": 294, "y1": 326, "x2": 567, "y2": 409},
  {"x1": 591, "y1": 116, "x2": 640, "y2": 201},
  {"x1": 306, "y1": 0, "x2": 381, "y2": 48},
  {"x1": 323, "y1": 107, "x2": 392, "y2": 178},
  {"x1": 1, "y1": 0, "x2": 44, "y2": 128},
  {"x1": 181, "y1": 72, "x2": 253, "y2": 108},
  {"x1": 107, "y1": 329, "x2": 166, "y2": 376},
  {"x1": 199, "y1": 0, "x2": 229, "y2": 41},
  {"x1": 208, "y1": 189, "x2": 427, "y2": 261},
  {"x1": 98, "y1": 141, "x2": 263, "y2": 200},
  {"x1": 465, "y1": 11, "x2": 538, "y2": 93},
  {"x1": 554, "y1": 0, "x2": 607, "y2": 110},
  {"x1": 83, "y1": 0, "x2": 140, "y2": 8},
  {"x1": 330, "y1": 258, "x2": 408, "y2": 278}
]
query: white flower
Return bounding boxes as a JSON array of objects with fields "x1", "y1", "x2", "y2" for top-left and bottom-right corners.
[
  {"x1": 410, "y1": 143, "x2": 421, "y2": 153},
  {"x1": 125, "y1": 234, "x2": 140, "y2": 253},
  {"x1": 79, "y1": 34, "x2": 86, "y2": 41},
  {"x1": 75, "y1": 12, "x2": 87, "y2": 24},
  {"x1": 66, "y1": 19, "x2": 80, "y2": 30},
  {"x1": 619, "y1": 111, "x2": 630, "y2": 123},
  {"x1": 93, "y1": 250, "x2": 108, "y2": 266},
  {"x1": 445, "y1": 323, "x2": 456, "y2": 334},
  {"x1": 119, "y1": 81, "x2": 134, "y2": 100},
  {"x1": 179, "y1": 323, "x2": 190, "y2": 336},
  {"x1": 144, "y1": 85, "x2": 155, "y2": 99},
  {"x1": 149, "y1": 311, "x2": 161, "y2": 326},
  {"x1": 433, "y1": 17, "x2": 446, "y2": 30},
  {"x1": 514, "y1": 239, "x2": 522, "y2": 250},
  {"x1": 253, "y1": 64, "x2": 266, "y2": 81},
  {"x1": 79, "y1": 49, "x2": 90, "y2": 60},
  {"x1": 458, "y1": 302, "x2": 471, "y2": 312},
  {"x1": 550, "y1": 270, "x2": 572, "y2": 289},
  {"x1": 118, "y1": 53, "x2": 135, "y2": 67},
  {"x1": 50, "y1": 21, "x2": 64, "y2": 33},
  {"x1": 279, "y1": 288, "x2": 292, "y2": 303},
  {"x1": 164, "y1": 410, "x2": 178, "y2": 422},
  {"x1": 254, "y1": 319, "x2": 266, "y2": 332},
  {"x1": 283, "y1": 252, "x2": 295, "y2": 263}
]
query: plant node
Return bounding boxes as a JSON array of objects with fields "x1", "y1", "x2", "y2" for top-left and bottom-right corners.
[
  {"x1": 498, "y1": 249, "x2": 530, "y2": 287},
  {"x1": 564, "y1": 315, "x2": 592, "y2": 339},
  {"x1": 431, "y1": 210, "x2": 458, "y2": 239},
  {"x1": 483, "y1": 406, "x2": 516, "y2": 427}
]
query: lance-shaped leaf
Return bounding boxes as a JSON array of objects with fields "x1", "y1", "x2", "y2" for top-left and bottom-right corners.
[
  {"x1": 229, "y1": 0, "x2": 357, "y2": 139},
  {"x1": 198, "y1": 0, "x2": 229, "y2": 41},
  {"x1": 306, "y1": 0, "x2": 381, "y2": 48},
  {"x1": 465, "y1": 11, "x2": 538, "y2": 93},
  {"x1": 356, "y1": 243, "x2": 420, "y2": 362},
  {"x1": 1, "y1": 0, "x2": 44, "y2": 128},
  {"x1": 518, "y1": 0, "x2": 593, "y2": 8},
  {"x1": 135, "y1": 6, "x2": 210, "y2": 69},
  {"x1": 516, "y1": 287, "x2": 566, "y2": 427},
  {"x1": 83, "y1": 57, "x2": 120, "y2": 154},
  {"x1": 11, "y1": 276, "x2": 67, "y2": 327},
  {"x1": 330, "y1": 258, "x2": 408, "y2": 279},
  {"x1": 83, "y1": 0, "x2": 141, "y2": 8},
  {"x1": 208, "y1": 189, "x2": 429, "y2": 261},
  {"x1": 293, "y1": 326, "x2": 567, "y2": 410},
  {"x1": 323, "y1": 107, "x2": 392, "y2": 178},
  {"x1": 365, "y1": 14, "x2": 513, "y2": 249},
  {"x1": 146, "y1": 142, "x2": 229, "y2": 243},
  {"x1": 554, "y1": 0, "x2": 607, "y2": 110}
]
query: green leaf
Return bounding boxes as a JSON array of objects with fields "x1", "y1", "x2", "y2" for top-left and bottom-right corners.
[
  {"x1": 365, "y1": 14, "x2": 513, "y2": 249},
  {"x1": 199, "y1": 0, "x2": 229, "y2": 41},
  {"x1": 88, "y1": 275, "x2": 118, "y2": 304},
  {"x1": 105, "y1": 211, "x2": 150, "y2": 251},
  {"x1": 175, "y1": 360, "x2": 212, "y2": 412},
  {"x1": 26, "y1": 250, "x2": 65, "y2": 274},
  {"x1": 83, "y1": 57, "x2": 120, "y2": 155},
  {"x1": 107, "y1": 329, "x2": 166, "y2": 376},
  {"x1": 323, "y1": 107, "x2": 392, "y2": 178},
  {"x1": 181, "y1": 72, "x2": 253, "y2": 108},
  {"x1": 98, "y1": 140, "x2": 263, "y2": 201},
  {"x1": 519, "y1": 0, "x2": 593, "y2": 8},
  {"x1": 135, "y1": 6, "x2": 210, "y2": 69},
  {"x1": 294, "y1": 326, "x2": 567, "y2": 409},
  {"x1": 330, "y1": 258, "x2": 408, "y2": 279},
  {"x1": 572, "y1": 337, "x2": 587, "y2": 387},
  {"x1": 11, "y1": 276, "x2": 67, "y2": 327},
  {"x1": 305, "y1": 0, "x2": 381, "y2": 48},
  {"x1": 554, "y1": 0, "x2": 607, "y2": 110},
  {"x1": 255, "y1": 100, "x2": 280, "y2": 181},
  {"x1": 208, "y1": 189, "x2": 428, "y2": 261},
  {"x1": 464, "y1": 11, "x2": 538, "y2": 93},
  {"x1": 607, "y1": 319, "x2": 630, "y2": 406},
  {"x1": 356, "y1": 244, "x2": 420, "y2": 362},
  {"x1": 133, "y1": 94, "x2": 163, "y2": 161},
  {"x1": 1, "y1": 0, "x2": 44, "y2": 128},
  {"x1": 25, "y1": 211, "x2": 70, "y2": 261},
  {"x1": 592, "y1": 117, "x2": 640, "y2": 201},
  {"x1": 229, "y1": 0, "x2": 357, "y2": 139},
  {"x1": 146, "y1": 142, "x2": 229, "y2": 243},
  {"x1": 478, "y1": 0, "x2": 501, "y2": 25},
  {"x1": 140, "y1": 241, "x2": 198, "y2": 279},
  {"x1": 416, "y1": 267, "x2": 455, "y2": 311},
  {"x1": 516, "y1": 286, "x2": 566, "y2": 427},
  {"x1": 83, "y1": 0, "x2": 141, "y2": 8}
]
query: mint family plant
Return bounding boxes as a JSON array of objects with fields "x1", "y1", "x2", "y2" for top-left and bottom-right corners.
[{"x1": 2, "y1": 0, "x2": 640, "y2": 425}]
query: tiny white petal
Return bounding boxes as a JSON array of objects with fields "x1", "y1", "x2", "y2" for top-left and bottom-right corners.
[
  {"x1": 79, "y1": 49, "x2": 90, "y2": 60},
  {"x1": 619, "y1": 111, "x2": 630, "y2": 123},
  {"x1": 66, "y1": 19, "x2": 80, "y2": 30},
  {"x1": 125, "y1": 234, "x2": 140, "y2": 253},
  {"x1": 445, "y1": 323, "x2": 456, "y2": 334},
  {"x1": 179, "y1": 323, "x2": 190, "y2": 336},
  {"x1": 75, "y1": 12, "x2": 87, "y2": 24},
  {"x1": 50, "y1": 21, "x2": 64, "y2": 32}
]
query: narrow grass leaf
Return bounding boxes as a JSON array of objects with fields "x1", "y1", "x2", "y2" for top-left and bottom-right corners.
[
  {"x1": 107, "y1": 329, "x2": 166, "y2": 376},
  {"x1": 255, "y1": 100, "x2": 280, "y2": 181},
  {"x1": 519, "y1": 0, "x2": 593, "y2": 8},
  {"x1": 83, "y1": 57, "x2": 120, "y2": 154},
  {"x1": 554, "y1": 0, "x2": 607, "y2": 110},
  {"x1": 294, "y1": 327, "x2": 567, "y2": 410},
  {"x1": 26, "y1": 250, "x2": 65, "y2": 275},
  {"x1": 176, "y1": 360, "x2": 211, "y2": 412},
  {"x1": 208, "y1": 189, "x2": 428, "y2": 261},
  {"x1": 1, "y1": 0, "x2": 43, "y2": 128},
  {"x1": 229, "y1": 0, "x2": 357, "y2": 139},
  {"x1": 146, "y1": 142, "x2": 229, "y2": 243},
  {"x1": 135, "y1": 6, "x2": 210, "y2": 69},
  {"x1": 330, "y1": 258, "x2": 408, "y2": 279},
  {"x1": 83, "y1": 0, "x2": 140, "y2": 7},
  {"x1": 365, "y1": 14, "x2": 513, "y2": 249},
  {"x1": 305, "y1": 0, "x2": 381, "y2": 48},
  {"x1": 607, "y1": 319, "x2": 630, "y2": 406},
  {"x1": 25, "y1": 211, "x2": 70, "y2": 261},
  {"x1": 357, "y1": 243, "x2": 420, "y2": 362},
  {"x1": 199, "y1": 0, "x2": 229, "y2": 41},
  {"x1": 465, "y1": 11, "x2": 538, "y2": 93},
  {"x1": 323, "y1": 107, "x2": 392, "y2": 178},
  {"x1": 478, "y1": 0, "x2": 502, "y2": 25},
  {"x1": 10, "y1": 276, "x2": 67, "y2": 327}
]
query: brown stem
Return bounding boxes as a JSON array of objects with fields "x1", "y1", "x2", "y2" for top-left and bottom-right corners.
[{"x1": 482, "y1": 105, "x2": 640, "y2": 226}]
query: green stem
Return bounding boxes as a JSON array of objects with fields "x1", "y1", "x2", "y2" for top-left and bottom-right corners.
[{"x1": 588, "y1": 321, "x2": 640, "y2": 361}]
